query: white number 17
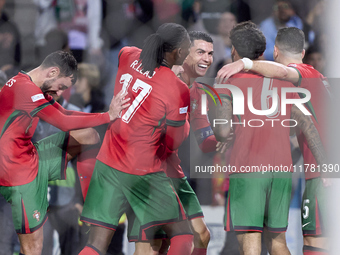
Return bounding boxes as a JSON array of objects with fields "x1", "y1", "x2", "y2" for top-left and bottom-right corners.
[{"x1": 119, "y1": 73, "x2": 152, "y2": 123}]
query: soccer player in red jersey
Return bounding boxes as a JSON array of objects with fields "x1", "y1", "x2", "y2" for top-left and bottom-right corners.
[
  {"x1": 132, "y1": 31, "x2": 216, "y2": 255},
  {"x1": 78, "y1": 23, "x2": 194, "y2": 255},
  {"x1": 0, "y1": 51, "x2": 129, "y2": 255},
  {"x1": 217, "y1": 27, "x2": 330, "y2": 255},
  {"x1": 214, "y1": 22, "x2": 327, "y2": 255}
]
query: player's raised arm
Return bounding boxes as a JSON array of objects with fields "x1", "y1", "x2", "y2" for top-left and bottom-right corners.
[
  {"x1": 216, "y1": 59, "x2": 292, "y2": 84},
  {"x1": 290, "y1": 105, "x2": 327, "y2": 167},
  {"x1": 213, "y1": 97, "x2": 233, "y2": 142}
]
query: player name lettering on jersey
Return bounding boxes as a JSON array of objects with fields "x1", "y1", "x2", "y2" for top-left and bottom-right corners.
[
  {"x1": 130, "y1": 60, "x2": 155, "y2": 79},
  {"x1": 5, "y1": 78, "x2": 16, "y2": 87},
  {"x1": 31, "y1": 93, "x2": 45, "y2": 102}
]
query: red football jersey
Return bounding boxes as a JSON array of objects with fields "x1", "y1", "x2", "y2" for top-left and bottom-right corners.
[
  {"x1": 217, "y1": 71, "x2": 299, "y2": 174},
  {"x1": 97, "y1": 47, "x2": 190, "y2": 175},
  {"x1": 166, "y1": 81, "x2": 215, "y2": 178},
  {"x1": 0, "y1": 72, "x2": 110, "y2": 186},
  {"x1": 288, "y1": 63, "x2": 330, "y2": 179}
]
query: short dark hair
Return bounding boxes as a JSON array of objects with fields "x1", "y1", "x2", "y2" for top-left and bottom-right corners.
[
  {"x1": 230, "y1": 21, "x2": 266, "y2": 60},
  {"x1": 275, "y1": 27, "x2": 305, "y2": 54},
  {"x1": 41, "y1": 51, "x2": 78, "y2": 85},
  {"x1": 139, "y1": 23, "x2": 188, "y2": 75},
  {"x1": 189, "y1": 31, "x2": 213, "y2": 45}
]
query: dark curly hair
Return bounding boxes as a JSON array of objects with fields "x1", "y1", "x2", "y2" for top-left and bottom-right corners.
[{"x1": 230, "y1": 21, "x2": 266, "y2": 60}]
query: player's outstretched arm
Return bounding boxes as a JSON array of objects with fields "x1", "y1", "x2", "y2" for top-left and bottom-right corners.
[
  {"x1": 36, "y1": 89, "x2": 130, "y2": 131},
  {"x1": 213, "y1": 97, "x2": 233, "y2": 143},
  {"x1": 216, "y1": 59, "x2": 299, "y2": 84},
  {"x1": 291, "y1": 105, "x2": 327, "y2": 166}
]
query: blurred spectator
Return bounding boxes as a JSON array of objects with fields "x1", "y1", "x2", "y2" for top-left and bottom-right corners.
[
  {"x1": 33, "y1": 0, "x2": 58, "y2": 62},
  {"x1": 0, "y1": 194, "x2": 19, "y2": 255},
  {"x1": 0, "y1": 0, "x2": 21, "y2": 77},
  {"x1": 0, "y1": 69, "x2": 7, "y2": 90},
  {"x1": 303, "y1": 45, "x2": 325, "y2": 74},
  {"x1": 0, "y1": 71, "x2": 18, "y2": 255},
  {"x1": 209, "y1": 12, "x2": 237, "y2": 77},
  {"x1": 260, "y1": 0, "x2": 315, "y2": 60},
  {"x1": 192, "y1": 0, "x2": 250, "y2": 35},
  {"x1": 57, "y1": 0, "x2": 103, "y2": 64},
  {"x1": 69, "y1": 63, "x2": 106, "y2": 113},
  {"x1": 305, "y1": 0, "x2": 325, "y2": 37},
  {"x1": 39, "y1": 28, "x2": 70, "y2": 63},
  {"x1": 101, "y1": 0, "x2": 154, "y2": 107}
]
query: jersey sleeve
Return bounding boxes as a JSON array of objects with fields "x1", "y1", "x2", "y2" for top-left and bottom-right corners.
[
  {"x1": 164, "y1": 78, "x2": 190, "y2": 150},
  {"x1": 165, "y1": 79, "x2": 190, "y2": 127},
  {"x1": 49, "y1": 97, "x2": 103, "y2": 116},
  {"x1": 35, "y1": 104, "x2": 110, "y2": 131}
]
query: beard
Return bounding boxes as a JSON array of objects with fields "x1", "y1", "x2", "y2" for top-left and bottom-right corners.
[{"x1": 40, "y1": 78, "x2": 55, "y2": 94}]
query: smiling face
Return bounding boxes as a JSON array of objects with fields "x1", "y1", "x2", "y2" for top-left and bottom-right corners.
[{"x1": 182, "y1": 39, "x2": 214, "y2": 78}]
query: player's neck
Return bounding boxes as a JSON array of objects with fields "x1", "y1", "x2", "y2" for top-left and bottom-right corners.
[
  {"x1": 279, "y1": 56, "x2": 303, "y2": 66},
  {"x1": 27, "y1": 67, "x2": 43, "y2": 88},
  {"x1": 179, "y1": 71, "x2": 193, "y2": 87}
]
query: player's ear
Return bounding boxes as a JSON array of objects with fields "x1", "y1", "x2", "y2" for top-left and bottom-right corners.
[
  {"x1": 273, "y1": 45, "x2": 279, "y2": 60},
  {"x1": 48, "y1": 67, "x2": 60, "y2": 78},
  {"x1": 231, "y1": 46, "x2": 236, "y2": 57},
  {"x1": 301, "y1": 49, "x2": 305, "y2": 59},
  {"x1": 177, "y1": 48, "x2": 182, "y2": 59}
]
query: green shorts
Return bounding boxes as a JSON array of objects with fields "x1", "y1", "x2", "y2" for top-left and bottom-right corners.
[
  {"x1": 127, "y1": 176, "x2": 203, "y2": 241},
  {"x1": 225, "y1": 172, "x2": 292, "y2": 232},
  {"x1": 80, "y1": 161, "x2": 187, "y2": 241},
  {"x1": 0, "y1": 132, "x2": 69, "y2": 234},
  {"x1": 301, "y1": 177, "x2": 327, "y2": 236}
]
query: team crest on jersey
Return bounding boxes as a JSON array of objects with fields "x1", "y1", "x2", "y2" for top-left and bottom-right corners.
[
  {"x1": 33, "y1": 210, "x2": 41, "y2": 222},
  {"x1": 191, "y1": 99, "x2": 197, "y2": 114}
]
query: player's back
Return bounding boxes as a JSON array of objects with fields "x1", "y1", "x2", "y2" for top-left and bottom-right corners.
[
  {"x1": 288, "y1": 63, "x2": 330, "y2": 179},
  {"x1": 97, "y1": 47, "x2": 190, "y2": 175},
  {"x1": 223, "y1": 71, "x2": 298, "y2": 172},
  {"x1": 0, "y1": 73, "x2": 42, "y2": 186}
]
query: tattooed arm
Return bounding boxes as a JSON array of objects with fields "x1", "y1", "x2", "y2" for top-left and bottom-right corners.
[
  {"x1": 213, "y1": 97, "x2": 233, "y2": 142},
  {"x1": 291, "y1": 105, "x2": 327, "y2": 166}
]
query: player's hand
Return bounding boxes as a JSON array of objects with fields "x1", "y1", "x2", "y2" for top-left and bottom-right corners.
[
  {"x1": 108, "y1": 89, "x2": 130, "y2": 121},
  {"x1": 321, "y1": 178, "x2": 332, "y2": 187},
  {"x1": 172, "y1": 65, "x2": 184, "y2": 77},
  {"x1": 216, "y1": 59, "x2": 244, "y2": 84},
  {"x1": 216, "y1": 129, "x2": 234, "y2": 153}
]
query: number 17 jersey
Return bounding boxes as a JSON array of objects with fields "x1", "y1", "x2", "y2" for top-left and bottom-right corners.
[{"x1": 97, "y1": 47, "x2": 190, "y2": 175}]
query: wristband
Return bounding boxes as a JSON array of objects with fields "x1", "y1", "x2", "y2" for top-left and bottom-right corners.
[{"x1": 241, "y1": 57, "x2": 253, "y2": 71}]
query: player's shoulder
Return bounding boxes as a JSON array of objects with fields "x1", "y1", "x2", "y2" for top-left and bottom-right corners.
[
  {"x1": 288, "y1": 63, "x2": 322, "y2": 78},
  {"x1": 119, "y1": 46, "x2": 141, "y2": 58},
  {"x1": 226, "y1": 71, "x2": 264, "y2": 85},
  {"x1": 10, "y1": 72, "x2": 39, "y2": 91}
]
